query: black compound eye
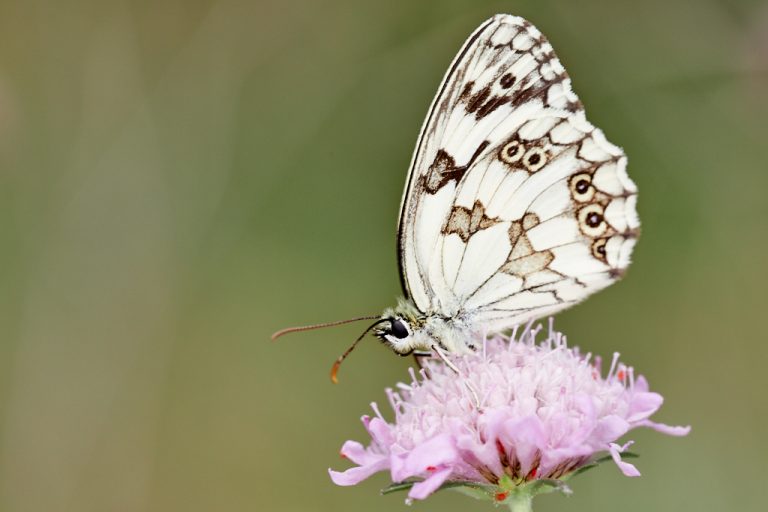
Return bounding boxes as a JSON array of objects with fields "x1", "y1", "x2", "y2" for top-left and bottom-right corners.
[{"x1": 389, "y1": 318, "x2": 409, "y2": 339}]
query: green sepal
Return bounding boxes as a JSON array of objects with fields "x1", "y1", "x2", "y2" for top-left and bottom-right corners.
[
  {"x1": 449, "y1": 483, "x2": 498, "y2": 501},
  {"x1": 380, "y1": 481, "x2": 416, "y2": 495},
  {"x1": 521, "y1": 478, "x2": 572, "y2": 496},
  {"x1": 381, "y1": 480, "x2": 496, "y2": 500}
]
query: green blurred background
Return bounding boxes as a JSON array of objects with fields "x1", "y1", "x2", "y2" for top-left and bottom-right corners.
[{"x1": 1, "y1": 0, "x2": 766, "y2": 511}]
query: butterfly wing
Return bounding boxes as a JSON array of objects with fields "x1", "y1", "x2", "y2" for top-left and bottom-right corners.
[{"x1": 398, "y1": 15, "x2": 638, "y2": 329}]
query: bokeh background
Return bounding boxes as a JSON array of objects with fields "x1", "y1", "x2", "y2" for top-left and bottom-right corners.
[{"x1": 1, "y1": 0, "x2": 766, "y2": 511}]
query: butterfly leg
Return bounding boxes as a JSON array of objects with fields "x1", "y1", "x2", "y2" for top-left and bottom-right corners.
[
  {"x1": 431, "y1": 344, "x2": 461, "y2": 373},
  {"x1": 412, "y1": 351, "x2": 432, "y2": 370}
]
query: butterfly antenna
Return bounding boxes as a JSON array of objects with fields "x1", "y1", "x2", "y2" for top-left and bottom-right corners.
[
  {"x1": 271, "y1": 315, "x2": 380, "y2": 341},
  {"x1": 330, "y1": 319, "x2": 388, "y2": 384}
]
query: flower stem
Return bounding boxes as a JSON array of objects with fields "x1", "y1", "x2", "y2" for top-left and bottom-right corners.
[{"x1": 507, "y1": 492, "x2": 533, "y2": 512}]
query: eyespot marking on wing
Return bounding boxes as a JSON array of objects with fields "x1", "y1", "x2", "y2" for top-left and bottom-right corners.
[
  {"x1": 498, "y1": 137, "x2": 550, "y2": 174},
  {"x1": 569, "y1": 173, "x2": 595, "y2": 202},
  {"x1": 523, "y1": 147, "x2": 548, "y2": 172},
  {"x1": 499, "y1": 139, "x2": 524, "y2": 164},
  {"x1": 591, "y1": 238, "x2": 608, "y2": 262},
  {"x1": 578, "y1": 203, "x2": 608, "y2": 237}
]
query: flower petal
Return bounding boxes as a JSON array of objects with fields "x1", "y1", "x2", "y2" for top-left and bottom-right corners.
[
  {"x1": 365, "y1": 416, "x2": 394, "y2": 446},
  {"x1": 339, "y1": 441, "x2": 376, "y2": 466},
  {"x1": 608, "y1": 442, "x2": 641, "y2": 477},
  {"x1": 501, "y1": 415, "x2": 547, "y2": 473},
  {"x1": 633, "y1": 375, "x2": 650, "y2": 392},
  {"x1": 637, "y1": 420, "x2": 691, "y2": 436},
  {"x1": 627, "y1": 392, "x2": 663, "y2": 422},
  {"x1": 593, "y1": 415, "x2": 630, "y2": 443},
  {"x1": 541, "y1": 444, "x2": 594, "y2": 475},
  {"x1": 407, "y1": 467, "x2": 453, "y2": 500},
  {"x1": 455, "y1": 432, "x2": 503, "y2": 476},
  {"x1": 329, "y1": 457, "x2": 389, "y2": 486},
  {"x1": 390, "y1": 433, "x2": 458, "y2": 482}
]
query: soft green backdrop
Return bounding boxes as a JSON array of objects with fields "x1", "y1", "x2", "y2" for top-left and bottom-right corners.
[{"x1": 0, "y1": 0, "x2": 766, "y2": 511}]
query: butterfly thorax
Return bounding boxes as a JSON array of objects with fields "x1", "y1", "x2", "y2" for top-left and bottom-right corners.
[{"x1": 374, "y1": 297, "x2": 476, "y2": 355}]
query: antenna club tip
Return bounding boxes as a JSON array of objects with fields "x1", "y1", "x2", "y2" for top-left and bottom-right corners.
[
  {"x1": 270, "y1": 328, "x2": 291, "y2": 341},
  {"x1": 330, "y1": 360, "x2": 341, "y2": 384}
]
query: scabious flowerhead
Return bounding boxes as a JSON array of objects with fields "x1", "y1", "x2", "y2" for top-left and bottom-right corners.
[{"x1": 329, "y1": 321, "x2": 690, "y2": 505}]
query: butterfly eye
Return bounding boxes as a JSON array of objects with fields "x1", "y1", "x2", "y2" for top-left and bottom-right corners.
[
  {"x1": 523, "y1": 147, "x2": 548, "y2": 172},
  {"x1": 578, "y1": 204, "x2": 607, "y2": 237},
  {"x1": 569, "y1": 173, "x2": 595, "y2": 202},
  {"x1": 499, "y1": 140, "x2": 524, "y2": 164},
  {"x1": 389, "y1": 318, "x2": 410, "y2": 339}
]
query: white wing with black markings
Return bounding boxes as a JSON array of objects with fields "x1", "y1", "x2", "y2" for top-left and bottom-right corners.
[{"x1": 397, "y1": 14, "x2": 638, "y2": 331}]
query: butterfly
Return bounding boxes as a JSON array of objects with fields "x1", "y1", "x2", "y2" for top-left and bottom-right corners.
[{"x1": 274, "y1": 14, "x2": 638, "y2": 381}]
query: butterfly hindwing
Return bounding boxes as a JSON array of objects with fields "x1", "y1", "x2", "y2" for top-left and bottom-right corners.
[{"x1": 398, "y1": 15, "x2": 638, "y2": 328}]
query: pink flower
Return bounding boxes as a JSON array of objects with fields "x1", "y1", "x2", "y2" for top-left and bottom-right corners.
[{"x1": 329, "y1": 321, "x2": 690, "y2": 503}]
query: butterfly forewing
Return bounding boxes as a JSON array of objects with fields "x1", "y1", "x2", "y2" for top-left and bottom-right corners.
[{"x1": 398, "y1": 14, "x2": 638, "y2": 327}]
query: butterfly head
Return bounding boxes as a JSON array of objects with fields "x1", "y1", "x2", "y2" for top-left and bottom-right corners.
[
  {"x1": 373, "y1": 316, "x2": 416, "y2": 355},
  {"x1": 373, "y1": 298, "x2": 428, "y2": 355}
]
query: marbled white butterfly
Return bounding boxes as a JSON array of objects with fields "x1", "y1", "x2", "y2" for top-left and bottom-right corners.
[{"x1": 274, "y1": 15, "x2": 638, "y2": 381}]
